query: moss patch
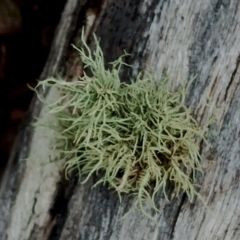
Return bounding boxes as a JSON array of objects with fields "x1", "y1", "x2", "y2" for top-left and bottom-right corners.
[{"x1": 34, "y1": 33, "x2": 207, "y2": 217}]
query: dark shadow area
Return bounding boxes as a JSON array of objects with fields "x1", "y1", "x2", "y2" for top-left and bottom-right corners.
[{"x1": 0, "y1": 0, "x2": 66, "y2": 180}]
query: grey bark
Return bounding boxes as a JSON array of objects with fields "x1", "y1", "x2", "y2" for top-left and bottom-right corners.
[{"x1": 0, "y1": 0, "x2": 240, "y2": 239}]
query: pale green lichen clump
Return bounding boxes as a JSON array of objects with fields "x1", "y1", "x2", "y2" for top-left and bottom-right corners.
[{"x1": 34, "y1": 34, "x2": 206, "y2": 216}]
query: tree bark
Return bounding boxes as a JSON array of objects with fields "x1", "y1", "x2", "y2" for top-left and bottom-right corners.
[{"x1": 1, "y1": 0, "x2": 240, "y2": 239}]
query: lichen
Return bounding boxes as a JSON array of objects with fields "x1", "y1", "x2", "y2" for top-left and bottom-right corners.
[{"x1": 33, "y1": 32, "x2": 207, "y2": 217}]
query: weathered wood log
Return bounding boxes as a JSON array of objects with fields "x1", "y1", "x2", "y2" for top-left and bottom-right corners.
[{"x1": 1, "y1": 0, "x2": 240, "y2": 239}]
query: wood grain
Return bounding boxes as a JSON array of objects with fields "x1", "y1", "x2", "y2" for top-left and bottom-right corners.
[{"x1": 0, "y1": 0, "x2": 240, "y2": 239}]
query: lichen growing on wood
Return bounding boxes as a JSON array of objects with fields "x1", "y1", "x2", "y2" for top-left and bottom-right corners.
[{"x1": 33, "y1": 33, "x2": 207, "y2": 217}]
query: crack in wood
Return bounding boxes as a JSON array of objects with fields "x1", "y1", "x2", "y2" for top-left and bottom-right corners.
[
  {"x1": 170, "y1": 193, "x2": 187, "y2": 239},
  {"x1": 195, "y1": 211, "x2": 207, "y2": 240},
  {"x1": 47, "y1": 177, "x2": 78, "y2": 240},
  {"x1": 224, "y1": 53, "x2": 240, "y2": 101}
]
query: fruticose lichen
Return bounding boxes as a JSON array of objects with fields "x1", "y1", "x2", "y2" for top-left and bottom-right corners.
[{"x1": 34, "y1": 33, "x2": 207, "y2": 217}]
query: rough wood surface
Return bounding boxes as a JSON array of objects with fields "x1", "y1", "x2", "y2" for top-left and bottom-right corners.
[{"x1": 1, "y1": 0, "x2": 240, "y2": 239}]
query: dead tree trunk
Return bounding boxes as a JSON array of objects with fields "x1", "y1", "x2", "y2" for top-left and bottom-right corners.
[{"x1": 1, "y1": 0, "x2": 240, "y2": 239}]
